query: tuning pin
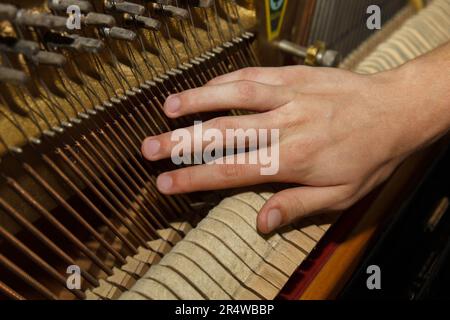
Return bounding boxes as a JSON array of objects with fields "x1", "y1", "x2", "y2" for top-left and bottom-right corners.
[
  {"x1": 153, "y1": 5, "x2": 189, "y2": 20},
  {"x1": 15, "y1": 10, "x2": 68, "y2": 30},
  {"x1": 242, "y1": 32, "x2": 256, "y2": 40},
  {"x1": 44, "y1": 32, "x2": 104, "y2": 53},
  {"x1": 47, "y1": 0, "x2": 93, "y2": 12},
  {"x1": 0, "y1": 37, "x2": 40, "y2": 58},
  {"x1": 0, "y1": 66, "x2": 29, "y2": 85},
  {"x1": 0, "y1": 130, "x2": 24, "y2": 154},
  {"x1": 31, "y1": 51, "x2": 67, "y2": 67},
  {"x1": 104, "y1": 0, "x2": 145, "y2": 16},
  {"x1": 67, "y1": 35, "x2": 105, "y2": 53},
  {"x1": 125, "y1": 14, "x2": 161, "y2": 31},
  {"x1": 102, "y1": 27, "x2": 137, "y2": 41},
  {"x1": 0, "y1": 3, "x2": 17, "y2": 21},
  {"x1": 82, "y1": 12, "x2": 116, "y2": 27}
]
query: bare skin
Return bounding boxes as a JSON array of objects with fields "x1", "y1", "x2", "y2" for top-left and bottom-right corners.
[{"x1": 142, "y1": 42, "x2": 450, "y2": 234}]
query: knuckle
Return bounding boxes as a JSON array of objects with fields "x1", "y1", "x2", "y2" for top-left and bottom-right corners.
[
  {"x1": 299, "y1": 137, "x2": 316, "y2": 155},
  {"x1": 235, "y1": 81, "x2": 257, "y2": 101},
  {"x1": 240, "y1": 67, "x2": 258, "y2": 79},
  {"x1": 272, "y1": 108, "x2": 290, "y2": 126},
  {"x1": 158, "y1": 133, "x2": 171, "y2": 153},
  {"x1": 270, "y1": 193, "x2": 306, "y2": 220},
  {"x1": 284, "y1": 137, "x2": 316, "y2": 162},
  {"x1": 210, "y1": 117, "x2": 231, "y2": 132},
  {"x1": 292, "y1": 197, "x2": 307, "y2": 217},
  {"x1": 179, "y1": 91, "x2": 194, "y2": 108},
  {"x1": 268, "y1": 196, "x2": 284, "y2": 212},
  {"x1": 177, "y1": 169, "x2": 194, "y2": 192},
  {"x1": 276, "y1": 98, "x2": 305, "y2": 126}
]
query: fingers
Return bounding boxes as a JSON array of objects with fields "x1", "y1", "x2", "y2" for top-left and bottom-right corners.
[
  {"x1": 156, "y1": 158, "x2": 275, "y2": 195},
  {"x1": 206, "y1": 66, "x2": 310, "y2": 87},
  {"x1": 142, "y1": 114, "x2": 274, "y2": 161},
  {"x1": 163, "y1": 80, "x2": 296, "y2": 118},
  {"x1": 207, "y1": 66, "x2": 355, "y2": 95},
  {"x1": 257, "y1": 186, "x2": 346, "y2": 234}
]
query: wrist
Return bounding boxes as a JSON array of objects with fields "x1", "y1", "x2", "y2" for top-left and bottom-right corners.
[{"x1": 375, "y1": 57, "x2": 450, "y2": 160}]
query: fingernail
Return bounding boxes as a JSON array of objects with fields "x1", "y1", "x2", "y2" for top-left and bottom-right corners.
[
  {"x1": 157, "y1": 174, "x2": 173, "y2": 193},
  {"x1": 267, "y1": 209, "x2": 282, "y2": 232},
  {"x1": 143, "y1": 139, "x2": 160, "y2": 158},
  {"x1": 165, "y1": 95, "x2": 181, "y2": 114}
]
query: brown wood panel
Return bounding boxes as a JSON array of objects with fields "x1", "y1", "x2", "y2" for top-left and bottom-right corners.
[{"x1": 300, "y1": 144, "x2": 444, "y2": 300}]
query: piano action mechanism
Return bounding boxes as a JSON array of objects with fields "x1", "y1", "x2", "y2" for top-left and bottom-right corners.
[{"x1": 0, "y1": 0, "x2": 449, "y2": 300}]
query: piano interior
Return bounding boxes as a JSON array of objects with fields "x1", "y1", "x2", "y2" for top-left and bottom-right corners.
[{"x1": 0, "y1": 0, "x2": 449, "y2": 300}]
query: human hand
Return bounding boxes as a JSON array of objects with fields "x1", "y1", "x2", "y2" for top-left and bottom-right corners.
[{"x1": 142, "y1": 61, "x2": 449, "y2": 234}]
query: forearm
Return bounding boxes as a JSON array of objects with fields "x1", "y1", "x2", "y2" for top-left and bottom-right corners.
[{"x1": 385, "y1": 42, "x2": 450, "y2": 158}]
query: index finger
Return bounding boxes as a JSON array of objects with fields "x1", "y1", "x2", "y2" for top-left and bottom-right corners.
[{"x1": 163, "y1": 80, "x2": 296, "y2": 118}]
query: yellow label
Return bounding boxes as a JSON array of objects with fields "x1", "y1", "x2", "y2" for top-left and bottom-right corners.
[{"x1": 265, "y1": 0, "x2": 288, "y2": 41}]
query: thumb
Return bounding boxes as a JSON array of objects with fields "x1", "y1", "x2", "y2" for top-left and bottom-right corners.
[{"x1": 257, "y1": 186, "x2": 346, "y2": 234}]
